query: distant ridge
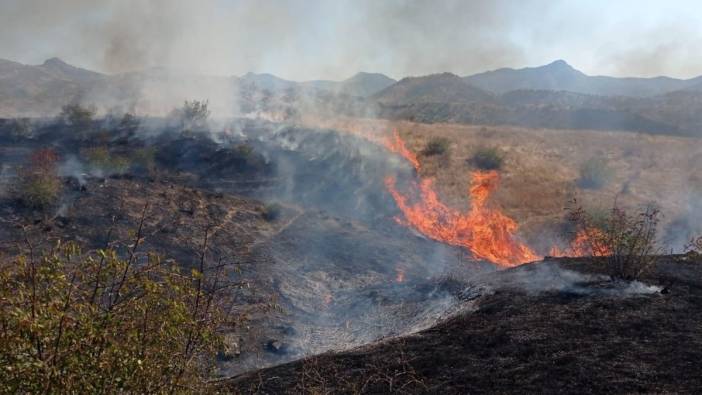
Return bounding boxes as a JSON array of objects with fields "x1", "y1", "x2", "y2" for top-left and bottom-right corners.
[{"x1": 465, "y1": 59, "x2": 702, "y2": 97}]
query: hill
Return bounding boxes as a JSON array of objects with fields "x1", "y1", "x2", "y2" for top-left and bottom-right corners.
[
  {"x1": 465, "y1": 59, "x2": 702, "y2": 97},
  {"x1": 222, "y1": 256, "x2": 702, "y2": 393}
]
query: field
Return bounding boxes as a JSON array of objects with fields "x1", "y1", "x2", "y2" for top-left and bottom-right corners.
[{"x1": 302, "y1": 116, "x2": 702, "y2": 252}]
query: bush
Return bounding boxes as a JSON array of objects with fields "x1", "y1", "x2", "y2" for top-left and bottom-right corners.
[
  {"x1": 60, "y1": 103, "x2": 96, "y2": 130},
  {"x1": 82, "y1": 147, "x2": 131, "y2": 175},
  {"x1": 566, "y1": 200, "x2": 660, "y2": 279},
  {"x1": 262, "y1": 202, "x2": 283, "y2": 221},
  {"x1": 15, "y1": 148, "x2": 62, "y2": 209},
  {"x1": 0, "y1": 236, "x2": 230, "y2": 393},
  {"x1": 172, "y1": 100, "x2": 210, "y2": 132},
  {"x1": 470, "y1": 146, "x2": 504, "y2": 170},
  {"x1": 577, "y1": 157, "x2": 612, "y2": 189},
  {"x1": 8, "y1": 118, "x2": 33, "y2": 140},
  {"x1": 422, "y1": 137, "x2": 450, "y2": 156}
]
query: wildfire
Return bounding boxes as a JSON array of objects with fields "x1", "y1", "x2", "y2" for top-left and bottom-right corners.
[
  {"x1": 549, "y1": 228, "x2": 611, "y2": 257},
  {"x1": 395, "y1": 265, "x2": 406, "y2": 283},
  {"x1": 386, "y1": 170, "x2": 539, "y2": 267},
  {"x1": 382, "y1": 130, "x2": 421, "y2": 171}
]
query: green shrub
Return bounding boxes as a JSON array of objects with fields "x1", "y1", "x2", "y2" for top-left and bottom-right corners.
[
  {"x1": 15, "y1": 148, "x2": 61, "y2": 209},
  {"x1": 470, "y1": 146, "x2": 504, "y2": 170},
  {"x1": 577, "y1": 157, "x2": 612, "y2": 189},
  {"x1": 421, "y1": 137, "x2": 450, "y2": 156},
  {"x1": 131, "y1": 147, "x2": 157, "y2": 173},
  {"x1": 0, "y1": 239, "x2": 228, "y2": 393},
  {"x1": 82, "y1": 147, "x2": 132, "y2": 175}
]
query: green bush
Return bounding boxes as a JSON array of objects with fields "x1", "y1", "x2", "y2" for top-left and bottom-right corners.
[
  {"x1": 82, "y1": 147, "x2": 132, "y2": 175},
  {"x1": 0, "y1": 240, "x2": 228, "y2": 393},
  {"x1": 15, "y1": 148, "x2": 61, "y2": 209},
  {"x1": 422, "y1": 137, "x2": 450, "y2": 156},
  {"x1": 470, "y1": 146, "x2": 504, "y2": 170},
  {"x1": 577, "y1": 157, "x2": 612, "y2": 189}
]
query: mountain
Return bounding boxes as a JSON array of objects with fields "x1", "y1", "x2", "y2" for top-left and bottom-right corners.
[
  {"x1": 335, "y1": 72, "x2": 396, "y2": 97},
  {"x1": 373, "y1": 72, "x2": 493, "y2": 105},
  {"x1": 465, "y1": 60, "x2": 702, "y2": 97}
]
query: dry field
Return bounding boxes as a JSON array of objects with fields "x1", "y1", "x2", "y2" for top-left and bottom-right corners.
[{"x1": 301, "y1": 116, "x2": 702, "y2": 252}]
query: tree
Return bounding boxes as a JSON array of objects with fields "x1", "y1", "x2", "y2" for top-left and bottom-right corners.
[{"x1": 172, "y1": 100, "x2": 211, "y2": 132}]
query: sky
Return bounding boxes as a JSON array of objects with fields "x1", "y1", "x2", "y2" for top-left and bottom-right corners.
[{"x1": 1, "y1": 0, "x2": 702, "y2": 81}]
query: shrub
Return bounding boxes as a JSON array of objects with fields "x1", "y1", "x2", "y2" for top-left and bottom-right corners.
[
  {"x1": 8, "y1": 118, "x2": 33, "y2": 140},
  {"x1": 172, "y1": 100, "x2": 210, "y2": 132},
  {"x1": 262, "y1": 202, "x2": 283, "y2": 221},
  {"x1": 577, "y1": 157, "x2": 612, "y2": 189},
  {"x1": 470, "y1": 146, "x2": 504, "y2": 170},
  {"x1": 422, "y1": 137, "x2": 450, "y2": 156},
  {"x1": 82, "y1": 147, "x2": 131, "y2": 175},
  {"x1": 0, "y1": 235, "x2": 230, "y2": 393},
  {"x1": 60, "y1": 103, "x2": 96, "y2": 130},
  {"x1": 131, "y1": 147, "x2": 157, "y2": 174},
  {"x1": 566, "y1": 200, "x2": 660, "y2": 279},
  {"x1": 15, "y1": 148, "x2": 62, "y2": 209}
]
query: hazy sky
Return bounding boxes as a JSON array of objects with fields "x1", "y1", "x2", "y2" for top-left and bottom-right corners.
[{"x1": 2, "y1": 0, "x2": 702, "y2": 81}]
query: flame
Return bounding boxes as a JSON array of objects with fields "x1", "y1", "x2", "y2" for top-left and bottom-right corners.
[
  {"x1": 395, "y1": 265, "x2": 406, "y2": 283},
  {"x1": 549, "y1": 228, "x2": 611, "y2": 257},
  {"x1": 382, "y1": 130, "x2": 420, "y2": 171},
  {"x1": 386, "y1": 170, "x2": 539, "y2": 267}
]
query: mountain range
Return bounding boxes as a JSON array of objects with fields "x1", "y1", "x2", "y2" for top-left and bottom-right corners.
[{"x1": 2, "y1": 57, "x2": 702, "y2": 136}]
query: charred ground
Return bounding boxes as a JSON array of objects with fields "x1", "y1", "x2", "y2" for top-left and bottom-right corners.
[{"x1": 223, "y1": 256, "x2": 702, "y2": 394}]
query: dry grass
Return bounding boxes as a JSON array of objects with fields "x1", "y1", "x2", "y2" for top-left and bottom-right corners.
[{"x1": 300, "y1": 116, "x2": 702, "y2": 252}]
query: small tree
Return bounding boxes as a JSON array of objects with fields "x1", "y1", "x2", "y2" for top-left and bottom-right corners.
[
  {"x1": 470, "y1": 146, "x2": 504, "y2": 170},
  {"x1": 577, "y1": 157, "x2": 612, "y2": 189},
  {"x1": 173, "y1": 100, "x2": 210, "y2": 132},
  {"x1": 14, "y1": 148, "x2": 62, "y2": 210},
  {"x1": 566, "y1": 200, "x2": 660, "y2": 279},
  {"x1": 60, "y1": 103, "x2": 96, "y2": 130}
]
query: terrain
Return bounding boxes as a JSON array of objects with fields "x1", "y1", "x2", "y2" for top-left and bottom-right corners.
[
  {"x1": 222, "y1": 255, "x2": 702, "y2": 393},
  {"x1": 5, "y1": 57, "x2": 702, "y2": 136}
]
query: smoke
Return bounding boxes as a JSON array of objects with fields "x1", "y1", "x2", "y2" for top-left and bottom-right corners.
[
  {"x1": 466, "y1": 260, "x2": 663, "y2": 297},
  {"x1": 4, "y1": 1, "x2": 702, "y2": 80}
]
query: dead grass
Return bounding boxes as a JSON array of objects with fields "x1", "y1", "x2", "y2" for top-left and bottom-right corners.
[{"x1": 299, "y1": 116, "x2": 702, "y2": 253}]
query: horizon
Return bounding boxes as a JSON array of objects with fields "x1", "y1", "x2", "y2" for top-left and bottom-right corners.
[
  {"x1": 6, "y1": 56, "x2": 702, "y2": 83},
  {"x1": 3, "y1": 0, "x2": 702, "y2": 80}
]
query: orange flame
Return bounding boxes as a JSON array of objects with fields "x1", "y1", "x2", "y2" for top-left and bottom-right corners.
[
  {"x1": 382, "y1": 130, "x2": 420, "y2": 171},
  {"x1": 386, "y1": 170, "x2": 539, "y2": 267},
  {"x1": 549, "y1": 228, "x2": 611, "y2": 257},
  {"x1": 395, "y1": 265, "x2": 406, "y2": 283}
]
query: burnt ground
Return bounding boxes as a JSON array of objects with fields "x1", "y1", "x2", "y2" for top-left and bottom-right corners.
[{"x1": 222, "y1": 256, "x2": 702, "y2": 394}]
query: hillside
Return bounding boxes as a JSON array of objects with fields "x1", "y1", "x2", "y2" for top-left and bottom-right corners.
[
  {"x1": 373, "y1": 72, "x2": 494, "y2": 105},
  {"x1": 465, "y1": 59, "x2": 702, "y2": 97},
  {"x1": 223, "y1": 256, "x2": 702, "y2": 393}
]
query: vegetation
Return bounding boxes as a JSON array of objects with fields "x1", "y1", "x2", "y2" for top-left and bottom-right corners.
[
  {"x1": 421, "y1": 137, "x2": 450, "y2": 156},
  {"x1": 470, "y1": 146, "x2": 504, "y2": 170},
  {"x1": 173, "y1": 100, "x2": 211, "y2": 132},
  {"x1": 262, "y1": 202, "x2": 283, "y2": 221},
  {"x1": 14, "y1": 148, "x2": 62, "y2": 210},
  {"x1": 566, "y1": 200, "x2": 661, "y2": 279},
  {"x1": 81, "y1": 146, "x2": 131, "y2": 175},
  {"x1": 59, "y1": 103, "x2": 96, "y2": 131},
  {"x1": 577, "y1": 156, "x2": 613, "y2": 189},
  {"x1": 0, "y1": 223, "x2": 231, "y2": 393},
  {"x1": 8, "y1": 117, "x2": 33, "y2": 140}
]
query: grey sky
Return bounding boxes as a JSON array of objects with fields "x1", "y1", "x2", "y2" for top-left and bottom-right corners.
[{"x1": 1, "y1": 0, "x2": 701, "y2": 80}]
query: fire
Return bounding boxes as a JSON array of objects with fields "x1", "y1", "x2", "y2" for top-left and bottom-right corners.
[
  {"x1": 549, "y1": 228, "x2": 611, "y2": 257},
  {"x1": 385, "y1": 170, "x2": 539, "y2": 267},
  {"x1": 395, "y1": 265, "x2": 406, "y2": 283},
  {"x1": 382, "y1": 130, "x2": 420, "y2": 171}
]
